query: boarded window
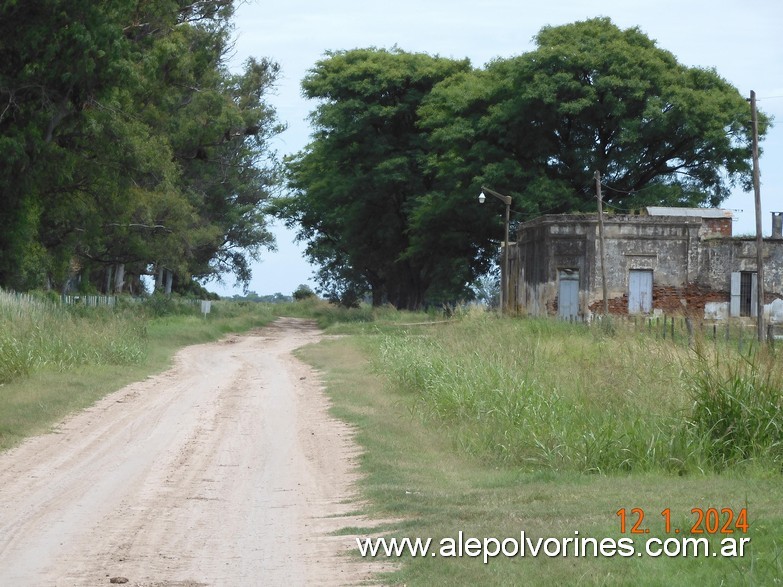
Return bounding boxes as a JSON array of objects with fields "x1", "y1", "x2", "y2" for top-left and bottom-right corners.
[{"x1": 628, "y1": 270, "x2": 653, "y2": 314}]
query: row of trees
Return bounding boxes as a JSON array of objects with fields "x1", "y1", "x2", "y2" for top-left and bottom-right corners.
[
  {"x1": 277, "y1": 18, "x2": 768, "y2": 309},
  {"x1": 0, "y1": 0, "x2": 283, "y2": 294}
]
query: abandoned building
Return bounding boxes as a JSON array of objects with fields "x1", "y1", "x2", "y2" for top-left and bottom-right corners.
[{"x1": 506, "y1": 208, "x2": 783, "y2": 321}]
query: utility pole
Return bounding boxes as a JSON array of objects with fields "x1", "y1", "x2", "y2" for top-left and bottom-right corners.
[
  {"x1": 503, "y1": 196, "x2": 510, "y2": 313},
  {"x1": 479, "y1": 187, "x2": 512, "y2": 314},
  {"x1": 750, "y1": 90, "x2": 765, "y2": 343},
  {"x1": 595, "y1": 171, "x2": 609, "y2": 316}
]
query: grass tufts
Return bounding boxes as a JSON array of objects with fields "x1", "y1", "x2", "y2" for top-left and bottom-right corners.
[
  {"x1": 0, "y1": 289, "x2": 148, "y2": 383},
  {"x1": 686, "y1": 347, "x2": 783, "y2": 470},
  {"x1": 372, "y1": 311, "x2": 783, "y2": 475}
]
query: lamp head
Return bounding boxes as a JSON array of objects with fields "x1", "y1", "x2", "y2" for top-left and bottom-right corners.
[{"x1": 478, "y1": 192, "x2": 486, "y2": 204}]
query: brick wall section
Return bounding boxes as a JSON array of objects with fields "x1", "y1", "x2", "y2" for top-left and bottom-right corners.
[
  {"x1": 586, "y1": 284, "x2": 783, "y2": 316},
  {"x1": 654, "y1": 284, "x2": 728, "y2": 314},
  {"x1": 586, "y1": 295, "x2": 629, "y2": 315},
  {"x1": 587, "y1": 284, "x2": 729, "y2": 316},
  {"x1": 702, "y1": 218, "x2": 733, "y2": 237}
]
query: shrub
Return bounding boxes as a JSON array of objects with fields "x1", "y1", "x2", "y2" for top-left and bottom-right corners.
[
  {"x1": 293, "y1": 284, "x2": 317, "y2": 301},
  {"x1": 141, "y1": 293, "x2": 200, "y2": 317}
]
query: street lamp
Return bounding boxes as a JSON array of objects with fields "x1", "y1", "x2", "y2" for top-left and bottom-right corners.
[{"x1": 479, "y1": 186, "x2": 512, "y2": 314}]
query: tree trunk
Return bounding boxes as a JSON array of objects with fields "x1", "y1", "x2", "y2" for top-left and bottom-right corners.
[
  {"x1": 104, "y1": 265, "x2": 113, "y2": 294},
  {"x1": 371, "y1": 283, "x2": 384, "y2": 307},
  {"x1": 114, "y1": 263, "x2": 125, "y2": 293},
  {"x1": 154, "y1": 266, "x2": 163, "y2": 292}
]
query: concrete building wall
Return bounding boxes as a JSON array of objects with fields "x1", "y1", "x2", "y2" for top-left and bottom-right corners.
[{"x1": 509, "y1": 213, "x2": 783, "y2": 320}]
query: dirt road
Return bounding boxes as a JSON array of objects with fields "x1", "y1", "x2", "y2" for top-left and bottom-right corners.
[{"x1": 0, "y1": 318, "x2": 374, "y2": 586}]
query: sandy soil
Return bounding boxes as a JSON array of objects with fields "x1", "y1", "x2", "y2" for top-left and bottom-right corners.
[{"x1": 0, "y1": 318, "x2": 376, "y2": 586}]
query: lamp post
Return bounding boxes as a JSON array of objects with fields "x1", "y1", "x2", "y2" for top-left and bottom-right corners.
[{"x1": 479, "y1": 186, "x2": 512, "y2": 314}]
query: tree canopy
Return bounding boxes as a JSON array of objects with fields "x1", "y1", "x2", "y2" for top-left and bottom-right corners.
[
  {"x1": 279, "y1": 19, "x2": 768, "y2": 309},
  {"x1": 277, "y1": 48, "x2": 474, "y2": 309},
  {"x1": 0, "y1": 0, "x2": 283, "y2": 293},
  {"x1": 421, "y1": 18, "x2": 767, "y2": 215}
]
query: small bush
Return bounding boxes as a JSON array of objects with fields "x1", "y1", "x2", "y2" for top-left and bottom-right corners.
[
  {"x1": 141, "y1": 293, "x2": 200, "y2": 317},
  {"x1": 293, "y1": 284, "x2": 317, "y2": 301}
]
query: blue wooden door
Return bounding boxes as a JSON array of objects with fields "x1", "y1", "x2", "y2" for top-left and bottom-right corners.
[
  {"x1": 558, "y1": 270, "x2": 579, "y2": 320},
  {"x1": 628, "y1": 270, "x2": 653, "y2": 314}
]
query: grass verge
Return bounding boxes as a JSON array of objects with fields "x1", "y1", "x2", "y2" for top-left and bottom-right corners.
[
  {"x1": 0, "y1": 299, "x2": 276, "y2": 451},
  {"x1": 299, "y1": 314, "x2": 783, "y2": 586}
]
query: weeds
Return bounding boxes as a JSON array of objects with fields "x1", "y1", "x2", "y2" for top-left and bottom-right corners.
[
  {"x1": 303, "y1": 320, "x2": 783, "y2": 587},
  {"x1": 686, "y1": 347, "x2": 783, "y2": 470},
  {"x1": 373, "y1": 310, "x2": 783, "y2": 475},
  {"x1": 0, "y1": 289, "x2": 147, "y2": 383}
]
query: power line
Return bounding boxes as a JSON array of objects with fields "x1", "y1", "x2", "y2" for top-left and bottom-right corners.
[{"x1": 599, "y1": 181, "x2": 664, "y2": 195}]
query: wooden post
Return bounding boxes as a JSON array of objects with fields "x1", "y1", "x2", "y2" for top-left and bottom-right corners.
[
  {"x1": 750, "y1": 90, "x2": 765, "y2": 343},
  {"x1": 594, "y1": 171, "x2": 609, "y2": 316},
  {"x1": 480, "y1": 187, "x2": 513, "y2": 315},
  {"x1": 504, "y1": 198, "x2": 511, "y2": 314}
]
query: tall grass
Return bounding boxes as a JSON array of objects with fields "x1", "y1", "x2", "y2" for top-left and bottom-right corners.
[
  {"x1": 0, "y1": 289, "x2": 147, "y2": 383},
  {"x1": 373, "y1": 309, "x2": 783, "y2": 474},
  {"x1": 0, "y1": 293, "x2": 278, "y2": 451},
  {"x1": 277, "y1": 296, "x2": 442, "y2": 331},
  {"x1": 686, "y1": 345, "x2": 783, "y2": 470}
]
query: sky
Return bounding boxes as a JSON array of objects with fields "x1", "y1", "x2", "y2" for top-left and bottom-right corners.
[{"x1": 210, "y1": 0, "x2": 783, "y2": 297}]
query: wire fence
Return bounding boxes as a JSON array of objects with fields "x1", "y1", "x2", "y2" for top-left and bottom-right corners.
[{"x1": 588, "y1": 313, "x2": 782, "y2": 350}]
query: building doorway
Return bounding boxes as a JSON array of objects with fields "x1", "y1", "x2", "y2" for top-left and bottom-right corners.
[
  {"x1": 628, "y1": 269, "x2": 653, "y2": 314},
  {"x1": 558, "y1": 269, "x2": 579, "y2": 320},
  {"x1": 731, "y1": 271, "x2": 757, "y2": 317}
]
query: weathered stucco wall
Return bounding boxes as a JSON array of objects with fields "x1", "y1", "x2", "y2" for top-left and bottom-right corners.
[{"x1": 509, "y1": 213, "x2": 783, "y2": 320}]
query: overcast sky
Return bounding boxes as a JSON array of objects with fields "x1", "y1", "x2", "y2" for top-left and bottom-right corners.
[{"x1": 212, "y1": 0, "x2": 783, "y2": 297}]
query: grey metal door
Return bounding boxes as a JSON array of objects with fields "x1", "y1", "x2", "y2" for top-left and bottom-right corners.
[
  {"x1": 628, "y1": 270, "x2": 653, "y2": 314},
  {"x1": 558, "y1": 269, "x2": 579, "y2": 320}
]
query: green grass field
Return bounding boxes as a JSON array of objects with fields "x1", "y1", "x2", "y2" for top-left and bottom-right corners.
[
  {"x1": 298, "y1": 307, "x2": 783, "y2": 585},
  {"x1": 0, "y1": 292, "x2": 277, "y2": 451},
  {"x1": 2, "y1": 293, "x2": 781, "y2": 585}
]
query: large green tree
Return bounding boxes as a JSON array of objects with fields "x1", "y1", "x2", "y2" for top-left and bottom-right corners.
[
  {"x1": 0, "y1": 0, "x2": 133, "y2": 288},
  {"x1": 132, "y1": 18, "x2": 284, "y2": 287},
  {"x1": 421, "y1": 18, "x2": 768, "y2": 217},
  {"x1": 279, "y1": 48, "x2": 473, "y2": 309},
  {"x1": 0, "y1": 0, "x2": 282, "y2": 292},
  {"x1": 281, "y1": 20, "x2": 767, "y2": 310}
]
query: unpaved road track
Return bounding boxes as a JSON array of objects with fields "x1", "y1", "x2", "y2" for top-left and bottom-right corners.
[{"x1": 0, "y1": 318, "x2": 373, "y2": 586}]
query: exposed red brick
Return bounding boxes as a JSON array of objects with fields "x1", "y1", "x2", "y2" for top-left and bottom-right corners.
[
  {"x1": 702, "y1": 218, "x2": 733, "y2": 237},
  {"x1": 585, "y1": 284, "x2": 782, "y2": 316}
]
